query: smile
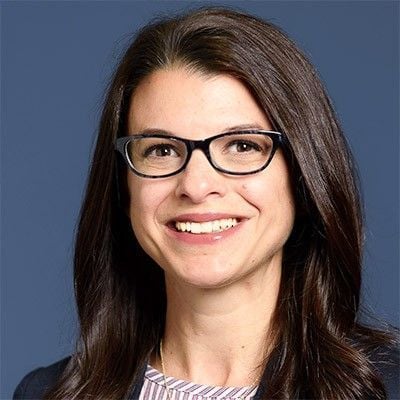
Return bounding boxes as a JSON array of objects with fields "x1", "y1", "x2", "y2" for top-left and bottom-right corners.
[{"x1": 175, "y1": 218, "x2": 238, "y2": 234}]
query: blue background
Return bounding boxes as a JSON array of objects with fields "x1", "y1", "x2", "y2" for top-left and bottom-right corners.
[{"x1": 1, "y1": 1, "x2": 398, "y2": 398}]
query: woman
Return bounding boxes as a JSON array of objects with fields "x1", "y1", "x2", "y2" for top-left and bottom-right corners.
[{"x1": 14, "y1": 7, "x2": 398, "y2": 400}]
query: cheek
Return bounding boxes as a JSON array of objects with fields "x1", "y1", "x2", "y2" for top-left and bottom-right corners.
[
  {"x1": 127, "y1": 178, "x2": 172, "y2": 228},
  {"x1": 240, "y1": 172, "x2": 295, "y2": 227},
  {"x1": 276, "y1": 184, "x2": 296, "y2": 228}
]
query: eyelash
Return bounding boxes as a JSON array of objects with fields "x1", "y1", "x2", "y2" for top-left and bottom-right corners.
[
  {"x1": 143, "y1": 144, "x2": 180, "y2": 157},
  {"x1": 225, "y1": 140, "x2": 262, "y2": 153}
]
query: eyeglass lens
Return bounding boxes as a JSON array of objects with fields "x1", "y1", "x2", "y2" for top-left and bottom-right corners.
[{"x1": 126, "y1": 133, "x2": 274, "y2": 176}]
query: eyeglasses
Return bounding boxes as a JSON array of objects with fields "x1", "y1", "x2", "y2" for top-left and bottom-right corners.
[{"x1": 115, "y1": 130, "x2": 284, "y2": 178}]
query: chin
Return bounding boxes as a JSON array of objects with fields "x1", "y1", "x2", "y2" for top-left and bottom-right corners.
[
  {"x1": 166, "y1": 259, "x2": 244, "y2": 289},
  {"x1": 180, "y1": 276, "x2": 236, "y2": 290}
]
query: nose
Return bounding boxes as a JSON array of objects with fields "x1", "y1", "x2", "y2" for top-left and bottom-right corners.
[{"x1": 174, "y1": 149, "x2": 228, "y2": 203}]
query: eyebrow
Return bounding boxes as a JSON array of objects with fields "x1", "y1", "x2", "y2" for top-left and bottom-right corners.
[{"x1": 133, "y1": 123, "x2": 265, "y2": 136}]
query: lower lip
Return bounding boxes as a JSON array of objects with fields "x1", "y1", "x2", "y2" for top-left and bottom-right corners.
[{"x1": 165, "y1": 221, "x2": 244, "y2": 245}]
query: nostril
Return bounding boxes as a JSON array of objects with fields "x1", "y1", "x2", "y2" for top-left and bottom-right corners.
[{"x1": 173, "y1": 152, "x2": 229, "y2": 202}]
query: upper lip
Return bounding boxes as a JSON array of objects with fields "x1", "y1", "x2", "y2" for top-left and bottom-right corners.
[{"x1": 169, "y1": 213, "x2": 246, "y2": 223}]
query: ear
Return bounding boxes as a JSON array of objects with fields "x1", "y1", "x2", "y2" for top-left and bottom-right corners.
[
  {"x1": 294, "y1": 175, "x2": 309, "y2": 218},
  {"x1": 115, "y1": 158, "x2": 131, "y2": 217}
]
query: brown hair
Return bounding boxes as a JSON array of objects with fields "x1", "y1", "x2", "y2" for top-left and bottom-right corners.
[{"x1": 45, "y1": 6, "x2": 397, "y2": 399}]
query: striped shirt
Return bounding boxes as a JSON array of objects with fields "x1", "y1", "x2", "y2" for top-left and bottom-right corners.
[{"x1": 139, "y1": 365, "x2": 258, "y2": 400}]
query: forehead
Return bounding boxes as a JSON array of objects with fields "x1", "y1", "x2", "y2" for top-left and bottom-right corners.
[{"x1": 127, "y1": 68, "x2": 271, "y2": 136}]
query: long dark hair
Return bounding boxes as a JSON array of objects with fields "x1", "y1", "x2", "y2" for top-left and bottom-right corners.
[{"x1": 45, "y1": 7, "x2": 397, "y2": 399}]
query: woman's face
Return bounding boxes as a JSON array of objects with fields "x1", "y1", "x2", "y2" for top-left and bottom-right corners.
[{"x1": 126, "y1": 68, "x2": 295, "y2": 289}]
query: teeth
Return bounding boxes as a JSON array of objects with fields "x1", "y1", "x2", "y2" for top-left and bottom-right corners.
[{"x1": 175, "y1": 218, "x2": 238, "y2": 234}]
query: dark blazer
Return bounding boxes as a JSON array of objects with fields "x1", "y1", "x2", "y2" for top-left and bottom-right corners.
[{"x1": 13, "y1": 346, "x2": 400, "y2": 400}]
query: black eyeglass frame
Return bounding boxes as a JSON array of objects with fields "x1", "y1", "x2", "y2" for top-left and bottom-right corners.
[{"x1": 115, "y1": 130, "x2": 285, "y2": 178}]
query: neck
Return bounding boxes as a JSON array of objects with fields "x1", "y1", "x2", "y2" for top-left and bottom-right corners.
[{"x1": 152, "y1": 259, "x2": 281, "y2": 387}]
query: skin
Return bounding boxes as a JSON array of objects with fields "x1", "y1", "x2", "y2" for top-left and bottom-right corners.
[{"x1": 127, "y1": 67, "x2": 296, "y2": 387}]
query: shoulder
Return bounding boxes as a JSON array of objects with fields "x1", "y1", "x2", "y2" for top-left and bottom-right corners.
[
  {"x1": 13, "y1": 357, "x2": 70, "y2": 400},
  {"x1": 369, "y1": 343, "x2": 400, "y2": 400}
]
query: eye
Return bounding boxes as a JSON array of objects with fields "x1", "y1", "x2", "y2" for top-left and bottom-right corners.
[
  {"x1": 143, "y1": 144, "x2": 180, "y2": 158},
  {"x1": 228, "y1": 140, "x2": 262, "y2": 153}
]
